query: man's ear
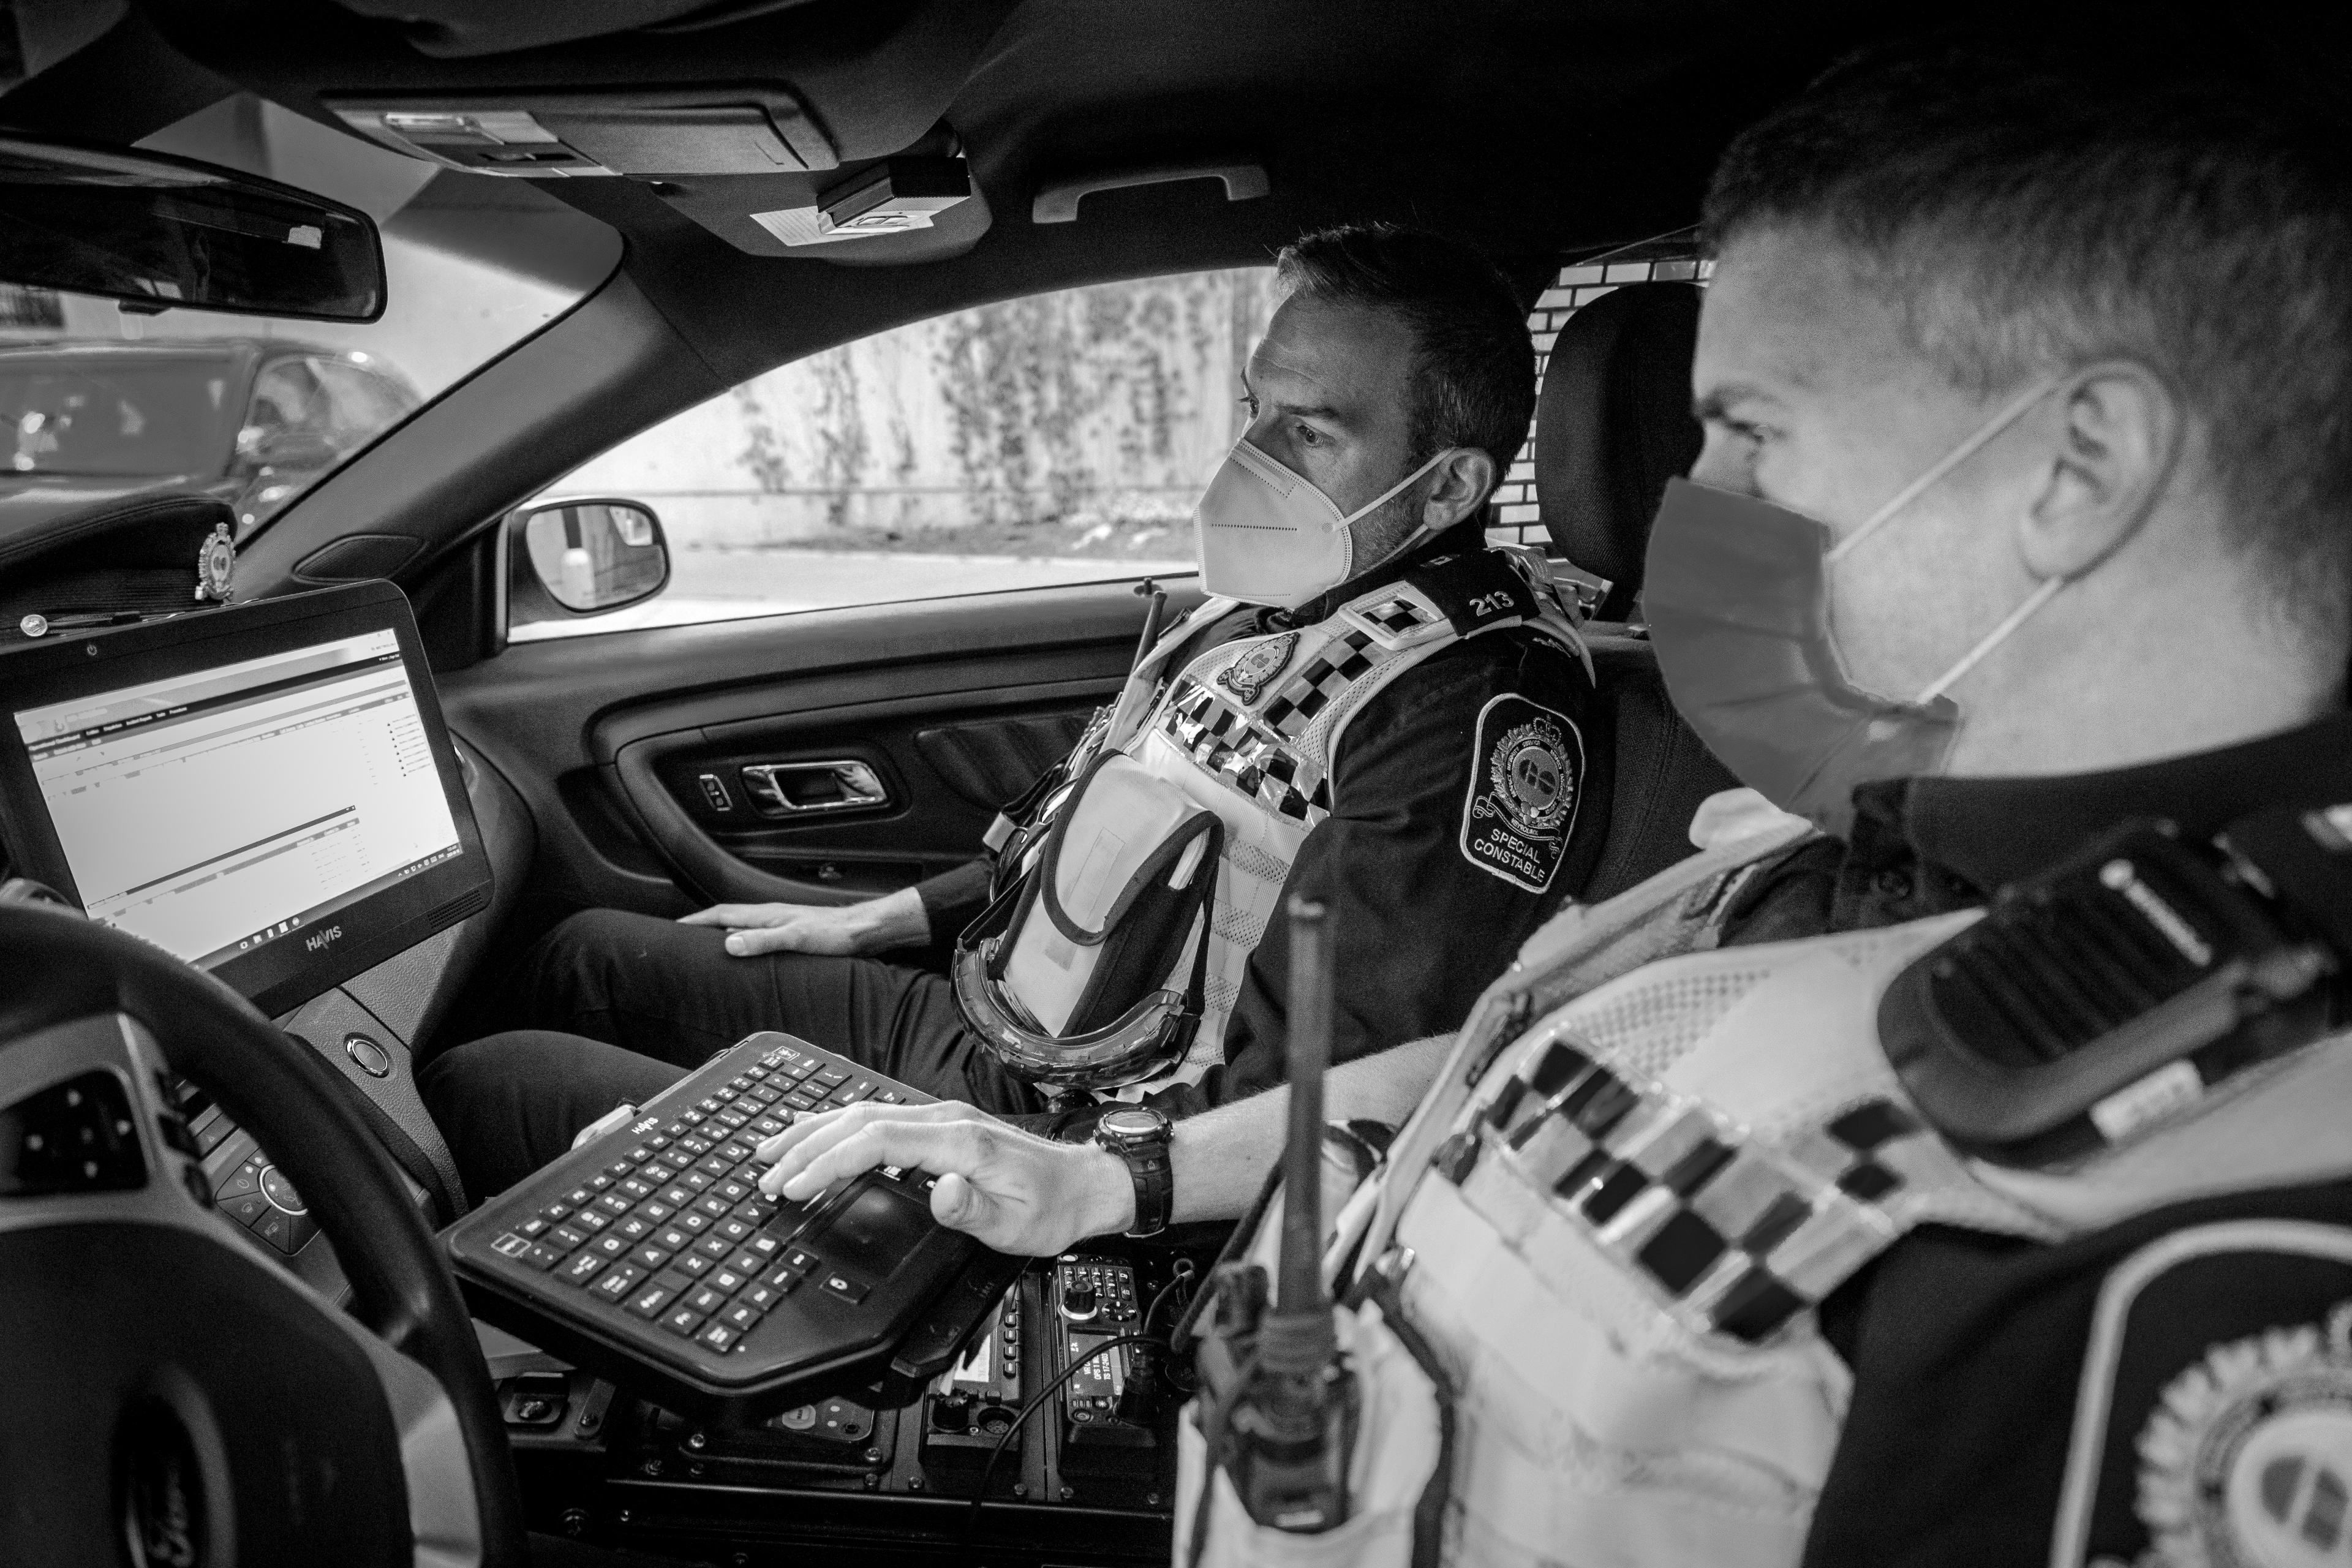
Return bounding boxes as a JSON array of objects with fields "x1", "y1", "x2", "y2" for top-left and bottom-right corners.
[
  {"x1": 2019, "y1": 360, "x2": 2183, "y2": 579},
  {"x1": 1422, "y1": 448, "x2": 1498, "y2": 530}
]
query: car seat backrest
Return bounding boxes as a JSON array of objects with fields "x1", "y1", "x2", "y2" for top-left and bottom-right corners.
[
  {"x1": 1533, "y1": 279, "x2": 1738, "y2": 903},
  {"x1": 1537, "y1": 281, "x2": 1703, "y2": 623}
]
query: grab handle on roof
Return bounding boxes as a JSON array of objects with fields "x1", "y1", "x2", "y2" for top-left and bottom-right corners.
[{"x1": 1031, "y1": 160, "x2": 1268, "y2": 224}]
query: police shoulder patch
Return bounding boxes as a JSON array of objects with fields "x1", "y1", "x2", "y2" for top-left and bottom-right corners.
[
  {"x1": 2053, "y1": 1221, "x2": 2352, "y2": 1568},
  {"x1": 1460, "y1": 693, "x2": 1583, "y2": 893}
]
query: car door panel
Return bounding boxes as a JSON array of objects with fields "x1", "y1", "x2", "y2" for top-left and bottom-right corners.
[{"x1": 436, "y1": 579, "x2": 1198, "y2": 918}]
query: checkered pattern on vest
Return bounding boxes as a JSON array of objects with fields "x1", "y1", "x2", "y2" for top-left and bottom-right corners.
[
  {"x1": 1163, "y1": 677, "x2": 1333, "y2": 824},
  {"x1": 1435, "y1": 1033, "x2": 1935, "y2": 1346}
]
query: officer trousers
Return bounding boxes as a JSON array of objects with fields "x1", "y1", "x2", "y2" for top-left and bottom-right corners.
[{"x1": 420, "y1": 908, "x2": 1053, "y2": 1202}]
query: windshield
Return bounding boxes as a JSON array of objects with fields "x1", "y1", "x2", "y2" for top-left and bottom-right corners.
[
  {"x1": 0, "y1": 355, "x2": 243, "y2": 476},
  {"x1": 0, "y1": 94, "x2": 618, "y2": 532}
]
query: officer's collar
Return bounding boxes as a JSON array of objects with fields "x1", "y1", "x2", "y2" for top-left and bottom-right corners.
[
  {"x1": 1857, "y1": 710, "x2": 2352, "y2": 896},
  {"x1": 1262, "y1": 517, "x2": 1493, "y2": 630}
]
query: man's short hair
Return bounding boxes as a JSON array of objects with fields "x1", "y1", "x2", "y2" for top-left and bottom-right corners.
[
  {"x1": 1703, "y1": 29, "x2": 2352, "y2": 652},
  {"x1": 1274, "y1": 224, "x2": 1535, "y2": 488}
]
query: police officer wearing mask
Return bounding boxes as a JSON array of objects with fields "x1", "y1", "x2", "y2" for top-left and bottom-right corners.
[
  {"x1": 424, "y1": 225, "x2": 1609, "y2": 1199},
  {"x1": 755, "y1": 28, "x2": 2352, "y2": 1568}
]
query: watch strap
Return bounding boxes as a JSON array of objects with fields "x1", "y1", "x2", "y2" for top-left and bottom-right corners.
[{"x1": 1099, "y1": 1114, "x2": 1174, "y2": 1237}]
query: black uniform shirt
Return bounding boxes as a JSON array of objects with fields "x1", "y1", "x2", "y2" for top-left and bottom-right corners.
[
  {"x1": 1716, "y1": 712, "x2": 2352, "y2": 1567},
  {"x1": 914, "y1": 521, "x2": 1611, "y2": 1121}
]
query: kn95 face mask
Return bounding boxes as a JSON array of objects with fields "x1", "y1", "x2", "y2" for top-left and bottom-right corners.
[{"x1": 1194, "y1": 438, "x2": 1454, "y2": 609}]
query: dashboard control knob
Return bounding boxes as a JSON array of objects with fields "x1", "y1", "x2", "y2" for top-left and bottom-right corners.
[{"x1": 1061, "y1": 1284, "x2": 1099, "y2": 1322}]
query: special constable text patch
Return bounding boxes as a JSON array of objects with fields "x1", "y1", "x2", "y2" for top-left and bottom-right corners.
[{"x1": 1459, "y1": 694, "x2": 1584, "y2": 893}]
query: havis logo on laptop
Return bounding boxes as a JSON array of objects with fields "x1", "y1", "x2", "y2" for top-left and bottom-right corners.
[{"x1": 304, "y1": 925, "x2": 343, "y2": 953}]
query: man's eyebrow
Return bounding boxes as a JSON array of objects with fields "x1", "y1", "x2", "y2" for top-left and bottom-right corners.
[{"x1": 1692, "y1": 383, "x2": 1782, "y2": 422}]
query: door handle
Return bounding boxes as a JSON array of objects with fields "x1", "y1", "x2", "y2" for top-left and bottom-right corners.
[{"x1": 739, "y1": 760, "x2": 891, "y2": 817}]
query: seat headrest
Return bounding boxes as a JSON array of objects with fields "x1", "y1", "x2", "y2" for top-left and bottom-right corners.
[{"x1": 1535, "y1": 281, "x2": 1703, "y2": 621}]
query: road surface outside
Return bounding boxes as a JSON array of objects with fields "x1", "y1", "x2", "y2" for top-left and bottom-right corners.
[{"x1": 508, "y1": 544, "x2": 1196, "y2": 641}]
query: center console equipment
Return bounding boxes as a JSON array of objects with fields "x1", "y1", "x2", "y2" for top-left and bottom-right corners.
[{"x1": 445, "y1": 1031, "x2": 1026, "y2": 1420}]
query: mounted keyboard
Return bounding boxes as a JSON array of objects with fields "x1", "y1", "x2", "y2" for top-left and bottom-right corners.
[{"x1": 445, "y1": 1031, "x2": 1022, "y2": 1420}]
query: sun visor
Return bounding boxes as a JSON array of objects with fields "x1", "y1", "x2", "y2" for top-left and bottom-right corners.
[
  {"x1": 325, "y1": 88, "x2": 838, "y2": 178},
  {"x1": 650, "y1": 154, "x2": 986, "y2": 261}
]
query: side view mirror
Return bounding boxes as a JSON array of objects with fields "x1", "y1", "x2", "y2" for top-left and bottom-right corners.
[{"x1": 509, "y1": 499, "x2": 669, "y2": 624}]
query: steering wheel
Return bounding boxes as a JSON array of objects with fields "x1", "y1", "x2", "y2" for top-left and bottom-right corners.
[{"x1": 0, "y1": 905, "x2": 527, "y2": 1568}]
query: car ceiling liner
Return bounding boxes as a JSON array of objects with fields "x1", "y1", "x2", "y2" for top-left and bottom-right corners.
[{"x1": 325, "y1": 0, "x2": 832, "y2": 60}]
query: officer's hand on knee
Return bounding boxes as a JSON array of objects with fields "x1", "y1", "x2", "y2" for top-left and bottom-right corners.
[
  {"x1": 753, "y1": 1101, "x2": 1135, "y2": 1257},
  {"x1": 677, "y1": 888, "x2": 930, "y2": 958}
]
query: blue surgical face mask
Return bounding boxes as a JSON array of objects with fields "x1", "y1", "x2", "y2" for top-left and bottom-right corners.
[{"x1": 1643, "y1": 376, "x2": 2067, "y2": 835}]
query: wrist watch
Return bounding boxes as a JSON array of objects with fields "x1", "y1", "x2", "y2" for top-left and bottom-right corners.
[{"x1": 1093, "y1": 1106, "x2": 1174, "y2": 1237}]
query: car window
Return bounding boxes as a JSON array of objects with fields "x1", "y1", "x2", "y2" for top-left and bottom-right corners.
[
  {"x1": 0, "y1": 92, "x2": 619, "y2": 534},
  {"x1": 509, "y1": 266, "x2": 1275, "y2": 640},
  {"x1": 0, "y1": 357, "x2": 241, "y2": 477}
]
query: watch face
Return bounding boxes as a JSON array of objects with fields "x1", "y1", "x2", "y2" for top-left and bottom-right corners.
[{"x1": 1100, "y1": 1108, "x2": 1162, "y2": 1139}]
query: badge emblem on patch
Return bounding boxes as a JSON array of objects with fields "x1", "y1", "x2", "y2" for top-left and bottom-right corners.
[
  {"x1": 2132, "y1": 1298, "x2": 2352, "y2": 1568},
  {"x1": 1461, "y1": 694, "x2": 1582, "y2": 892},
  {"x1": 1216, "y1": 631, "x2": 1297, "y2": 704}
]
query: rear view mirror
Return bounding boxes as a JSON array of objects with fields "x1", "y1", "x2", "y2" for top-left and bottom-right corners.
[
  {"x1": 0, "y1": 135, "x2": 386, "y2": 322},
  {"x1": 511, "y1": 499, "x2": 669, "y2": 622}
]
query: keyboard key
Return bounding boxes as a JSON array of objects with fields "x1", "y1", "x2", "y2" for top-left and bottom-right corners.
[
  {"x1": 717, "y1": 1144, "x2": 753, "y2": 1165},
  {"x1": 660, "y1": 1185, "x2": 694, "y2": 1208},
  {"x1": 715, "y1": 1109, "x2": 749, "y2": 1129},
  {"x1": 677, "y1": 1135, "x2": 713, "y2": 1155},
  {"x1": 626, "y1": 1145, "x2": 654, "y2": 1163},
  {"x1": 682, "y1": 1171, "x2": 716, "y2": 1193},
  {"x1": 837, "y1": 1082, "x2": 875, "y2": 1104},
  {"x1": 680, "y1": 1110, "x2": 706, "y2": 1126},
  {"x1": 655, "y1": 1225, "x2": 693, "y2": 1253},
  {"x1": 696, "y1": 1235, "x2": 733, "y2": 1261},
  {"x1": 573, "y1": 1210, "x2": 611, "y2": 1234},
  {"x1": 538, "y1": 1202, "x2": 574, "y2": 1226},
  {"x1": 647, "y1": 1133, "x2": 673, "y2": 1150},
  {"x1": 697, "y1": 1096, "x2": 723, "y2": 1114},
  {"x1": 676, "y1": 1212, "x2": 710, "y2": 1235},
  {"x1": 619, "y1": 1178, "x2": 654, "y2": 1200},
  {"x1": 717, "y1": 1178, "x2": 753, "y2": 1203},
  {"x1": 742, "y1": 1283, "x2": 780, "y2": 1312},
  {"x1": 592, "y1": 1233, "x2": 630, "y2": 1260},
  {"x1": 616, "y1": 1215, "x2": 654, "y2": 1243},
  {"x1": 820, "y1": 1272, "x2": 869, "y2": 1305},
  {"x1": 559, "y1": 1251, "x2": 608, "y2": 1287},
  {"x1": 652, "y1": 1268, "x2": 695, "y2": 1297},
  {"x1": 627, "y1": 1283, "x2": 675, "y2": 1319},
  {"x1": 727, "y1": 1248, "x2": 766, "y2": 1275},
  {"x1": 764, "y1": 1264, "x2": 805, "y2": 1292},
  {"x1": 784, "y1": 1246, "x2": 821, "y2": 1273},
  {"x1": 595, "y1": 1193, "x2": 632, "y2": 1216},
  {"x1": 813, "y1": 1068, "x2": 848, "y2": 1087},
  {"x1": 688, "y1": 1285, "x2": 728, "y2": 1315},
  {"x1": 548, "y1": 1225, "x2": 589, "y2": 1253},
  {"x1": 586, "y1": 1174, "x2": 614, "y2": 1193},
  {"x1": 696, "y1": 1194, "x2": 731, "y2": 1219},
  {"x1": 717, "y1": 1217, "x2": 754, "y2": 1243},
  {"x1": 662, "y1": 1306, "x2": 705, "y2": 1338},
  {"x1": 710, "y1": 1267, "x2": 748, "y2": 1295},
  {"x1": 875, "y1": 1090, "x2": 907, "y2": 1106},
  {"x1": 564, "y1": 1186, "x2": 594, "y2": 1208},
  {"x1": 783, "y1": 1091, "x2": 820, "y2": 1111},
  {"x1": 606, "y1": 1158, "x2": 636, "y2": 1179},
  {"x1": 639, "y1": 1200, "x2": 677, "y2": 1224},
  {"x1": 677, "y1": 1253, "x2": 714, "y2": 1278},
  {"x1": 722, "y1": 1302, "x2": 762, "y2": 1331},
  {"x1": 698, "y1": 1322, "x2": 739, "y2": 1353},
  {"x1": 516, "y1": 1216, "x2": 550, "y2": 1239},
  {"x1": 744, "y1": 1234, "x2": 781, "y2": 1260},
  {"x1": 591, "y1": 1263, "x2": 645, "y2": 1302},
  {"x1": 752, "y1": 1116, "x2": 788, "y2": 1137},
  {"x1": 632, "y1": 1244, "x2": 673, "y2": 1272},
  {"x1": 643, "y1": 1163, "x2": 679, "y2": 1185},
  {"x1": 523, "y1": 1243, "x2": 565, "y2": 1272}
]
